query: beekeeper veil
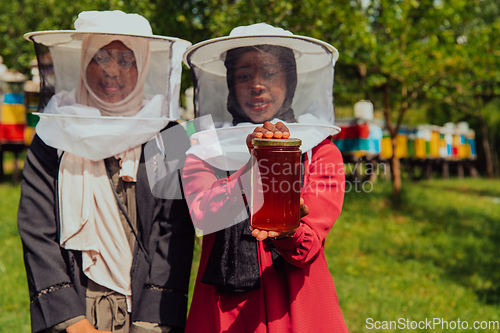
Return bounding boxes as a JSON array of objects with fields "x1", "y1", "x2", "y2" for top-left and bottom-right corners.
[
  {"x1": 24, "y1": 10, "x2": 191, "y2": 160},
  {"x1": 183, "y1": 23, "x2": 340, "y2": 171}
]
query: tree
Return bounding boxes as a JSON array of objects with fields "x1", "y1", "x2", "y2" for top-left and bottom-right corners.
[
  {"x1": 341, "y1": 0, "x2": 481, "y2": 196},
  {"x1": 0, "y1": 0, "x2": 115, "y2": 73},
  {"x1": 0, "y1": 0, "x2": 208, "y2": 94},
  {"x1": 2, "y1": 0, "x2": 499, "y2": 182},
  {"x1": 426, "y1": 0, "x2": 500, "y2": 178}
]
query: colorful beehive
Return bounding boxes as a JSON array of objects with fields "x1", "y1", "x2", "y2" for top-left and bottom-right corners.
[
  {"x1": 437, "y1": 122, "x2": 477, "y2": 161},
  {"x1": 429, "y1": 126, "x2": 440, "y2": 158},
  {"x1": 332, "y1": 118, "x2": 370, "y2": 155},
  {"x1": 332, "y1": 101, "x2": 385, "y2": 157},
  {"x1": 394, "y1": 131, "x2": 409, "y2": 159},
  {"x1": 368, "y1": 123, "x2": 383, "y2": 155},
  {"x1": 410, "y1": 127, "x2": 424, "y2": 159},
  {"x1": 379, "y1": 129, "x2": 409, "y2": 160},
  {"x1": 407, "y1": 133, "x2": 415, "y2": 158},
  {"x1": 380, "y1": 130, "x2": 392, "y2": 160},
  {"x1": 333, "y1": 110, "x2": 480, "y2": 164},
  {"x1": 460, "y1": 135, "x2": 469, "y2": 159},
  {"x1": 441, "y1": 123, "x2": 455, "y2": 160},
  {"x1": 421, "y1": 126, "x2": 432, "y2": 157},
  {"x1": 449, "y1": 122, "x2": 464, "y2": 160},
  {"x1": 456, "y1": 122, "x2": 472, "y2": 160},
  {"x1": 414, "y1": 140, "x2": 427, "y2": 159},
  {"x1": 332, "y1": 119, "x2": 384, "y2": 156},
  {"x1": 438, "y1": 132, "x2": 448, "y2": 158},
  {"x1": 414, "y1": 125, "x2": 441, "y2": 159},
  {"x1": 467, "y1": 129, "x2": 477, "y2": 160},
  {"x1": 372, "y1": 121, "x2": 477, "y2": 162},
  {"x1": 0, "y1": 71, "x2": 27, "y2": 144},
  {"x1": 451, "y1": 133, "x2": 461, "y2": 160}
]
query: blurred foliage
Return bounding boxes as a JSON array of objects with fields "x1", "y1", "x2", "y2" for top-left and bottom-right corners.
[
  {"x1": 0, "y1": 0, "x2": 499, "y2": 176},
  {"x1": 2, "y1": 0, "x2": 498, "y2": 109},
  {"x1": 0, "y1": 0, "x2": 113, "y2": 73},
  {"x1": 2, "y1": 0, "x2": 498, "y2": 96}
]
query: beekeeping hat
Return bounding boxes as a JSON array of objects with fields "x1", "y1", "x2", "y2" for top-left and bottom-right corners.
[
  {"x1": 183, "y1": 23, "x2": 340, "y2": 170},
  {"x1": 24, "y1": 10, "x2": 190, "y2": 118},
  {"x1": 23, "y1": 10, "x2": 191, "y2": 160}
]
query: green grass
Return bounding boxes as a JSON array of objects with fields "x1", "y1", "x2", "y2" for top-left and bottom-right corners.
[
  {"x1": 0, "y1": 183, "x2": 30, "y2": 333},
  {"x1": 2, "y1": 177, "x2": 500, "y2": 332},
  {"x1": 328, "y1": 178, "x2": 500, "y2": 332}
]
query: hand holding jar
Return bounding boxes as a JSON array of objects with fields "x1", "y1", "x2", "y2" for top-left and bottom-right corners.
[
  {"x1": 245, "y1": 121, "x2": 290, "y2": 152},
  {"x1": 246, "y1": 121, "x2": 309, "y2": 241}
]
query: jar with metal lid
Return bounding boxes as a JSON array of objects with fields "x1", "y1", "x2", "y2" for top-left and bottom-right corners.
[{"x1": 250, "y1": 138, "x2": 302, "y2": 231}]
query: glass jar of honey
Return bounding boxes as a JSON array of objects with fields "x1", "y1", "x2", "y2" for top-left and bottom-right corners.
[{"x1": 250, "y1": 138, "x2": 302, "y2": 231}]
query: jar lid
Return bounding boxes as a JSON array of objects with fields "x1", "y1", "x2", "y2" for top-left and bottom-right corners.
[{"x1": 252, "y1": 138, "x2": 302, "y2": 147}]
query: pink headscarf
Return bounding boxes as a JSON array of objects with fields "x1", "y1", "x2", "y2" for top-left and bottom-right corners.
[{"x1": 77, "y1": 34, "x2": 151, "y2": 116}]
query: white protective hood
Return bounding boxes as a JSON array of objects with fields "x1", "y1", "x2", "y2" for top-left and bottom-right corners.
[
  {"x1": 25, "y1": 10, "x2": 191, "y2": 160},
  {"x1": 183, "y1": 23, "x2": 340, "y2": 170}
]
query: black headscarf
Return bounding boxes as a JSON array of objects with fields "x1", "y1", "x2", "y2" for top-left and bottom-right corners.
[
  {"x1": 224, "y1": 45, "x2": 298, "y2": 125},
  {"x1": 201, "y1": 45, "x2": 297, "y2": 293}
]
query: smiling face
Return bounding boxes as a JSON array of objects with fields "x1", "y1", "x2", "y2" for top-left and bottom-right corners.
[
  {"x1": 85, "y1": 40, "x2": 138, "y2": 103},
  {"x1": 233, "y1": 50, "x2": 287, "y2": 123}
]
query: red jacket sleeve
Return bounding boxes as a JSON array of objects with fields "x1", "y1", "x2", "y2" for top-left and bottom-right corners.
[
  {"x1": 273, "y1": 139, "x2": 345, "y2": 267},
  {"x1": 182, "y1": 155, "x2": 252, "y2": 234}
]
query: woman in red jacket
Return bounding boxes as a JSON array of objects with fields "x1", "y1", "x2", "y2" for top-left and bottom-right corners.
[{"x1": 182, "y1": 23, "x2": 349, "y2": 332}]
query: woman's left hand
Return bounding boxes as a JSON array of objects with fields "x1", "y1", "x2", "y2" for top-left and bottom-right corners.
[
  {"x1": 250, "y1": 198, "x2": 309, "y2": 241},
  {"x1": 246, "y1": 121, "x2": 290, "y2": 153}
]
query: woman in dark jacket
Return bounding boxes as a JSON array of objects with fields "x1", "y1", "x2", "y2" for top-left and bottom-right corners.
[{"x1": 18, "y1": 10, "x2": 194, "y2": 333}]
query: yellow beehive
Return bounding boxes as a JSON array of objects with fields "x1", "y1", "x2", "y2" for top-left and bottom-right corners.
[
  {"x1": 460, "y1": 144, "x2": 470, "y2": 159},
  {"x1": 395, "y1": 134, "x2": 408, "y2": 159},
  {"x1": 1, "y1": 103, "x2": 26, "y2": 124},
  {"x1": 381, "y1": 137, "x2": 393, "y2": 159},
  {"x1": 414, "y1": 138, "x2": 426, "y2": 159},
  {"x1": 430, "y1": 130, "x2": 440, "y2": 158}
]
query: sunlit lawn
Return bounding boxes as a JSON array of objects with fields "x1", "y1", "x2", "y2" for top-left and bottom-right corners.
[
  {"x1": 329, "y1": 178, "x2": 500, "y2": 332},
  {"x1": 0, "y1": 182, "x2": 29, "y2": 333},
  {"x1": 1, "y1": 172, "x2": 500, "y2": 332}
]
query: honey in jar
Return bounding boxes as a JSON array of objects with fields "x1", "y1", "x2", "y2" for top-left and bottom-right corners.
[{"x1": 250, "y1": 138, "x2": 302, "y2": 231}]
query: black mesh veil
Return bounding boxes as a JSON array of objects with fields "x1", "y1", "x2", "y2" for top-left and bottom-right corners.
[
  {"x1": 185, "y1": 34, "x2": 338, "y2": 129},
  {"x1": 32, "y1": 41, "x2": 55, "y2": 112},
  {"x1": 182, "y1": 25, "x2": 341, "y2": 172}
]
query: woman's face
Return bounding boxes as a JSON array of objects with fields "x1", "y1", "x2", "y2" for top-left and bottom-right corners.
[
  {"x1": 86, "y1": 40, "x2": 138, "y2": 103},
  {"x1": 233, "y1": 50, "x2": 286, "y2": 123}
]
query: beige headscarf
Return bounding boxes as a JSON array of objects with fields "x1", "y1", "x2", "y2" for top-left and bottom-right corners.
[
  {"x1": 59, "y1": 34, "x2": 150, "y2": 311},
  {"x1": 78, "y1": 34, "x2": 151, "y2": 116}
]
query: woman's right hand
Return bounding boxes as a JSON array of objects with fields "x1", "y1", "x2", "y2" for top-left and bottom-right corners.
[
  {"x1": 66, "y1": 319, "x2": 113, "y2": 333},
  {"x1": 246, "y1": 121, "x2": 290, "y2": 153}
]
